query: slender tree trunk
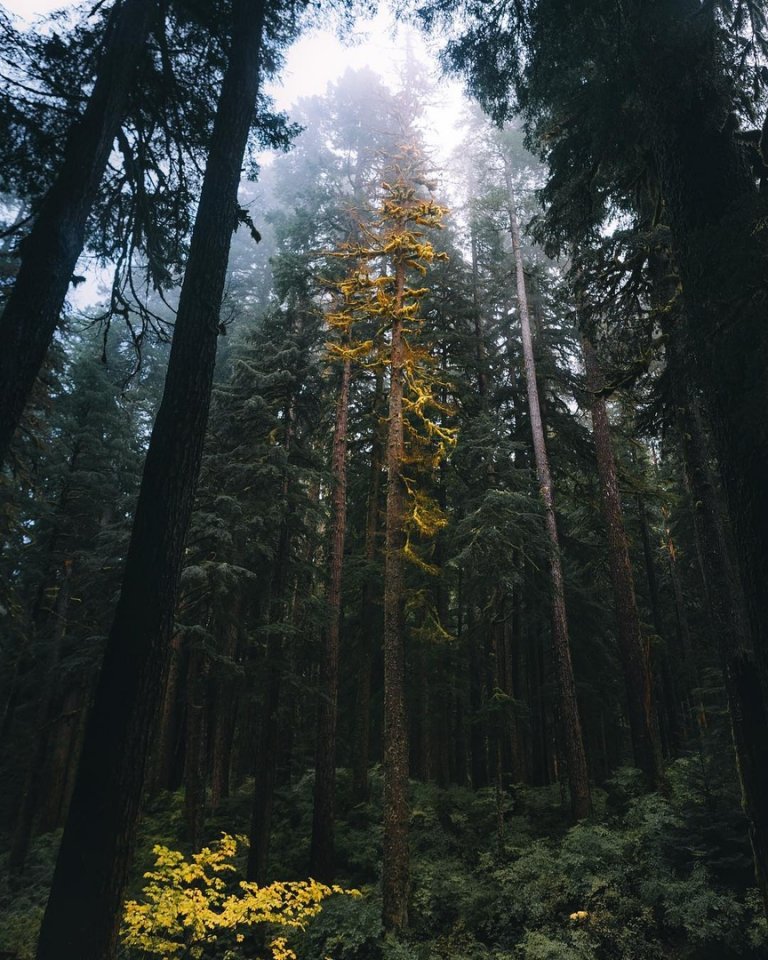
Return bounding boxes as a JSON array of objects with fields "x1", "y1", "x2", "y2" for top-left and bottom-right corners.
[
  {"x1": 36, "y1": 677, "x2": 86, "y2": 832},
  {"x1": 511, "y1": 580, "x2": 530, "y2": 783},
  {"x1": 8, "y1": 559, "x2": 72, "y2": 877},
  {"x1": 636, "y1": 492, "x2": 681, "y2": 753},
  {"x1": 382, "y1": 259, "x2": 410, "y2": 932},
  {"x1": 469, "y1": 220, "x2": 488, "y2": 400},
  {"x1": 35, "y1": 5, "x2": 267, "y2": 956},
  {"x1": 352, "y1": 370, "x2": 385, "y2": 803},
  {"x1": 209, "y1": 605, "x2": 242, "y2": 810},
  {"x1": 500, "y1": 612, "x2": 524, "y2": 783},
  {"x1": 452, "y1": 574, "x2": 469, "y2": 786},
  {"x1": 248, "y1": 487, "x2": 292, "y2": 884},
  {"x1": 506, "y1": 178, "x2": 591, "y2": 820},
  {"x1": 0, "y1": 0, "x2": 156, "y2": 463},
  {"x1": 582, "y1": 337, "x2": 662, "y2": 787},
  {"x1": 310, "y1": 356, "x2": 351, "y2": 881},
  {"x1": 247, "y1": 377, "x2": 299, "y2": 885},
  {"x1": 149, "y1": 631, "x2": 183, "y2": 793},
  {"x1": 468, "y1": 613, "x2": 489, "y2": 789},
  {"x1": 183, "y1": 641, "x2": 209, "y2": 850}
]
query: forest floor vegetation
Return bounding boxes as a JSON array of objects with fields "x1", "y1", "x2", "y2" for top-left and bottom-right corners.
[{"x1": 1, "y1": 751, "x2": 766, "y2": 960}]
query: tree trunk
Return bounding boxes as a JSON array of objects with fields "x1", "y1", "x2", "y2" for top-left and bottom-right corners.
[
  {"x1": 183, "y1": 641, "x2": 209, "y2": 850},
  {"x1": 382, "y1": 259, "x2": 410, "y2": 932},
  {"x1": 8, "y1": 559, "x2": 72, "y2": 877},
  {"x1": 209, "y1": 606, "x2": 242, "y2": 811},
  {"x1": 310, "y1": 355, "x2": 351, "y2": 881},
  {"x1": 0, "y1": 0, "x2": 156, "y2": 463},
  {"x1": 469, "y1": 220, "x2": 488, "y2": 400},
  {"x1": 505, "y1": 174, "x2": 592, "y2": 820},
  {"x1": 352, "y1": 370, "x2": 385, "y2": 803},
  {"x1": 635, "y1": 492, "x2": 684, "y2": 754},
  {"x1": 36, "y1": 677, "x2": 87, "y2": 832},
  {"x1": 35, "y1": 4, "x2": 267, "y2": 956},
  {"x1": 499, "y1": 608, "x2": 524, "y2": 784},
  {"x1": 506, "y1": 177, "x2": 591, "y2": 820},
  {"x1": 451, "y1": 573, "x2": 469, "y2": 786},
  {"x1": 247, "y1": 506, "x2": 291, "y2": 885},
  {"x1": 582, "y1": 336, "x2": 663, "y2": 787},
  {"x1": 149, "y1": 631, "x2": 184, "y2": 794},
  {"x1": 247, "y1": 377, "x2": 298, "y2": 885}
]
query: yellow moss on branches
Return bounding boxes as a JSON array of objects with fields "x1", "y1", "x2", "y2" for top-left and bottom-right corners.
[
  {"x1": 121, "y1": 833, "x2": 360, "y2": 960},
  {"x1": 321, "y1": 159, "x2": 457, "y2": 593}
]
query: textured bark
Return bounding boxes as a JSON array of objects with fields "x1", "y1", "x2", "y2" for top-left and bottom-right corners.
[
  {"x1": 35, "y1": 4, "x2": 267, "y2": 956},
  {"x1": 310, "y1": 356, "x2": 351, "y2": 882},
  {"x1": 382, "y1": 260, "x2": 410, "y2": 932},
  {"x1": 506, "y1": 178, "x2": 591, "y2": 820},
  {"x1": 0, "y1": 0, "x2": 156, "y2": 463},
  {"x1": 582, "y1": 337, "x2": 662, "y2": 787}
]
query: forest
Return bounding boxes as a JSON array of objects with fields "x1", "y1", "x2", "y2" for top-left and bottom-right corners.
[{"x1": 1, "y1": 0, "x2": 767, "y2": 958}]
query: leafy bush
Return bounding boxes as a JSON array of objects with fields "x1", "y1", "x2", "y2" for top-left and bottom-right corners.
[{"x1": 121, "y1": 833, "x2": 360, "y2": 960}]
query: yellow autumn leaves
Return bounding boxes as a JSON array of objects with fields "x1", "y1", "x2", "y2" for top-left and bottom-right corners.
[
  {"x1": 323, "y1": 173, "x2": 456, "y2": 583},
  {"x1": 121, "y1": 833, "x2": 360, "y2": 960}
]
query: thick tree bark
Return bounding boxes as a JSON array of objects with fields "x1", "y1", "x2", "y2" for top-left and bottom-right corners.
[
  {"x1": 382, "y1": 260, "x2": 410, "y2": 932},
  {"x1": 310, "y1": 356, "x2": 351, "y2": 882},
  {"x1": 506, "y1": 180, "x2": 591, "y2": 820},
  {"x1": 35, "y1": 4, "x2": 267, "y2": 956},
  {"x1": 582, "y1": 337, "x2": 663, "y2": 787},
  {"x1": 0, "y1": 0, "x2": 156, "y2": 464}
]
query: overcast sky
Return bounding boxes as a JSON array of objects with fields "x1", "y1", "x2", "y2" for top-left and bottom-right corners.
[
  {"x1": 1, "y1": 0, "x2": 465, "y2": 154},
  {"x1": 1, "y1": 0, "x2": 469, "y2": 308}
]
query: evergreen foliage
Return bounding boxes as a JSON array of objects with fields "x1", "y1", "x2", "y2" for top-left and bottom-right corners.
[{"x1": 0, "y1": 12, "x2": 765, "y2": 960}]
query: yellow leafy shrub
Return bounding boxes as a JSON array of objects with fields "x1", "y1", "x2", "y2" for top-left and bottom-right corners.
[{"x1": 121, "y1": 833, "x2": 360, "y2": 960}]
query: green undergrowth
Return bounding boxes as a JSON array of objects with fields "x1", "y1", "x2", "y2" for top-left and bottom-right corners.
[{"x1": 1, "y1": 756, "x2": 766, "y2": 959}]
